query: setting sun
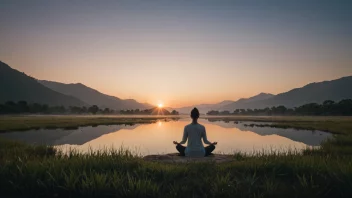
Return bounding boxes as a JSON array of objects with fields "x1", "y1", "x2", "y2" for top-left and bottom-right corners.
[{"x1": 158, "y1": 103, "x2": 163, "y2": 108}]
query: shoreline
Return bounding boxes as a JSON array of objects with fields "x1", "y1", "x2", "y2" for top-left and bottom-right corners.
[{"x1": 1, "y1": 115, "x2": 351, "y2": 134}]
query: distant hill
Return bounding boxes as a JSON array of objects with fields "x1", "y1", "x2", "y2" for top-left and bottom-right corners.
[
  {"x1": 0, "y1": 61, "x2": 86, "y2": 106},
  {"x1": 39, "y1": 80, "x2": 153, "y2": 110},
  {"x1": 219, "y1": 93, "x2": 274, "y2": 111},
  {"x1": 174, "y1": 93, "x2": 274, "y2": 114},
  {"x1": 222, "y1": 76, "x2": 352, "y2": 110},
  {"x1": 172, "y1": 100, "x2": 234, "y2": 114},
  {"x1": 232, "y1": 93, "x2": 274, "y2": 104},
  {"x1": 218, "y1": 93, "x2": 274, "y2": 111}
]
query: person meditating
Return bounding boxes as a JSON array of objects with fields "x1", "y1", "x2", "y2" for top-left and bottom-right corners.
[{"x1": 173, "y1": 108, "x2": 217, "y2": 157}]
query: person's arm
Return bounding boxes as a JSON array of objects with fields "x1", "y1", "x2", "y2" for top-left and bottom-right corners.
[
  {"x1": 202, "y1": 127, "x2": 212, "y2": 145},
  {"x1": 179, "y1": 126, "x2": 188, "y2": 144}
]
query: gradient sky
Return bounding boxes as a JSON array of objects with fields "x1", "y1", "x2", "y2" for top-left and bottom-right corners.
[{"x1": 0, "y1": 0, "x2": 351, "y2": 107}]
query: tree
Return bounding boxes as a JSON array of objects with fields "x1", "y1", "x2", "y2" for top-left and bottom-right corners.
[
  {"x1": 4, "y1": 101, "x2": 16, "y2": 113},
  {"x1": 70, "y1": 106, "x2": 83, "y2": 114},
  {"x1": 103, "y1": 108, "x2": 111, "y2": 114},
  {"x1": 81, "y1": 106, "x2": 87, "y2": 114},
  {"x1": 0, "y1": 104, "x2": 4, "y2": 114},
  {"x1": 41, "y1": 104, "x2": 49, "y2": 114},
  {"x1": 276, "y1": 106, "x2": 287, "y2": 115},
  {"x1": 322, "y1": 100, "x2": 335, "y2": 115},
  {"x1": 246, "y1": 109, "x2": 253, "y2": 115},
  {"x1": 233, "y1": 109, "x2": 240, "y2": 115},
  {"x1": 30, "y1": 103, "x2": 43, "y2": 113},
  {"x1": 221, "y1": 110, "x2": 230, "y2": 115},
  {"x1": 171, "y1": 110, "x2": 179, "y2": 115},
  {"x1": 88, "y1": 105, "x2": 99, "y2": 114},
  {"x1": 207, "y1": 110, "x2": 219, "y2": 115},
  {"x1": 239, "y1": 109, "x2": 246, "y2": 114},
  {"x1": 17, "y1": 101, "x2": 29, "y2": 113},
  {"x1": 323, "y1": 100, "x2": 335, "y2": 106},
  {"x1": 50, "y1": 106, "x2": 66, "y2": 114},
  {"x1": 263, "y1": 107, "x2": 271, "y2": 115},
  {"x1": 337, "y1": 99, "x2": 352, "y2": 115},
  {"x1": 5, "y1": 101, "x2": 16, "y2": 106}
]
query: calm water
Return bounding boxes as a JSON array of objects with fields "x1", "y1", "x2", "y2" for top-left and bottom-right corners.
[{"x1": 0, "y1": 119, "x2": 332, "y2": 155}]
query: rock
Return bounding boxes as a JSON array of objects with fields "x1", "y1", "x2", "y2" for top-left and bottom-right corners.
[{"x1": 143, "y1": 153, "x2": 234, "y2": 163}]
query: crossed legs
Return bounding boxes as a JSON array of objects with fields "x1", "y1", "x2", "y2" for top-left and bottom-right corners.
[{"x1": 176, "y1": 144, "x2": 215, "y2": 156}]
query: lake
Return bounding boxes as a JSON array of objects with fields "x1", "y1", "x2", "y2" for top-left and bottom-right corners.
[{"x1": 0, "y1": 118, "x2": 332, "y2": 155}]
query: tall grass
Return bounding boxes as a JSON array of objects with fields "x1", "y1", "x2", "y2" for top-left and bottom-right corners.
[
  {"x1": 1, "y1": 116, "x2": 352, "y2": 197},
  {"x1": 1, "y1": 138, "x2": 352, "y2": 197}
]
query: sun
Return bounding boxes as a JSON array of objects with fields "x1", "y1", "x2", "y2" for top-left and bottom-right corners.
[{"x1": 158, "y1": 103, "x2": 163, "y2": 108}]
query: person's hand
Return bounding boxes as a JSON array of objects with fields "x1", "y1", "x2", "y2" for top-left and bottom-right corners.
[
  {"x1": 173, "y1": 141, "x2": 179, "y2": 145},
  {"x1": 212, "y1": 142, "x2": 218, "y2": 145}
]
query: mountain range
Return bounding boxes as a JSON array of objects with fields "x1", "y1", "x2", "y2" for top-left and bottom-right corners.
[
  {"x1": 0, "y1": 61, "x2": 86, "y2": 106},
  {"x1": 0, "y1": 61, "x2": 152, "y2": 110},
  {"x1": 1, "y1": 60, "x2": 351, "y2": 111},
  {"x1": 170, "y1": 100, "x2": 235, "y2": 114},
  {"x1": 221, "y1": 76, "x2": 352, "y2": 111},
  {"x1": 172, "y1": 93, "x2": 274, "y2": 114},
  {"x1": 39, "y1": 80, "x2": 153, "y2": 110},
  {"x1": 174, "y1": 76, "x2": 352, "y2": 113}
]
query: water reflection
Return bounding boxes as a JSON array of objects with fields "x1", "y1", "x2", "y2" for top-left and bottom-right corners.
[
  {"x1": 0, "y1": 119, "x2": 332, "y2": 155},
  {"x1": 0, "y1": 124, "x2": 140, "y2": 145},
  {"x1": 204, "y1": 120, "x2": 330, "y2": 146}
]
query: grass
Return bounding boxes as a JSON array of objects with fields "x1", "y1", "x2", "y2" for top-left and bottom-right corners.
[
  {"x1": 1, "y1": 116, "x2": 352, "y2": 197},
  {"x1": 205, "y1": 115, "x2": 352, "y2": 122},
  {"x1": 1, "y1": 139, "x2": 352, "y2": 197},
  {"x1": 0, "y1": 115, "x2": 180, "y2": 132},
  {"x1": 206, "y1": 116, "x2": 352, "y2": 135}
]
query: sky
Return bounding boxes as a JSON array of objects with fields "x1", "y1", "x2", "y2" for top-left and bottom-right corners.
[{"x1": 0, "y1": 0, "x2": 351, "y2": 108}]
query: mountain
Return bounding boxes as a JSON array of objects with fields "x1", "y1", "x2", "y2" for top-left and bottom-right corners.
[
  {"x1": 173, "y1": 93, "x2": 274, "y2": 114},
  {"x1": 172, "y1": 100, "x2": 235, "y2": 114},
  {"x1": 39, "y1": 80, "x2": 153, "y2": 110},
  {"x1": 219, "y1": 93, "x2": 274, "y2": 111},
  {"x1": 222, "y1": 76, "x2": 352, "y2": 110},
  {"x1": 0, "y1": 61, "x2": 86, "y2": 106},
  {"x1": 232, "y1": 93, "x2": 274, "y2": 104}
]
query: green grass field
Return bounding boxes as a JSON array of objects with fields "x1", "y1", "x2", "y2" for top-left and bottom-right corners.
[
  {"x1": 1, "y1": 116, "x2": 352, "y2": 197},
  {"x1": 0, "y1": 115, "x2": 179, "y2": 132},
  {"x1": 206, "y1": 116, "x2": 352, "y2": 135}
]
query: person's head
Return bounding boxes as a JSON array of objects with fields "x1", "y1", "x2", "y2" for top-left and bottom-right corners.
[{"x1": 190, "y1": 108, "x2": 200, "y2": 120}]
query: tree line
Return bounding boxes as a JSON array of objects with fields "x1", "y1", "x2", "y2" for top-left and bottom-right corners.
[
  {"x1": 207, "y1": 99, "x2": 352, "y2": 116},
  {"x1": 0, "y1": 101, "x2": 178, "y2": 115},
  {"x1": 0, "y1": 101, "x2": 112, "y2": 115},
  {"x1": 119, "y1": 109, "x2": 179, "y2": 115}
]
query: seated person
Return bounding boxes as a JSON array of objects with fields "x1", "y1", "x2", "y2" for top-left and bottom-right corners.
[{"x1": 173, "y1": 108, "x2": 217, "y2": 157}]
